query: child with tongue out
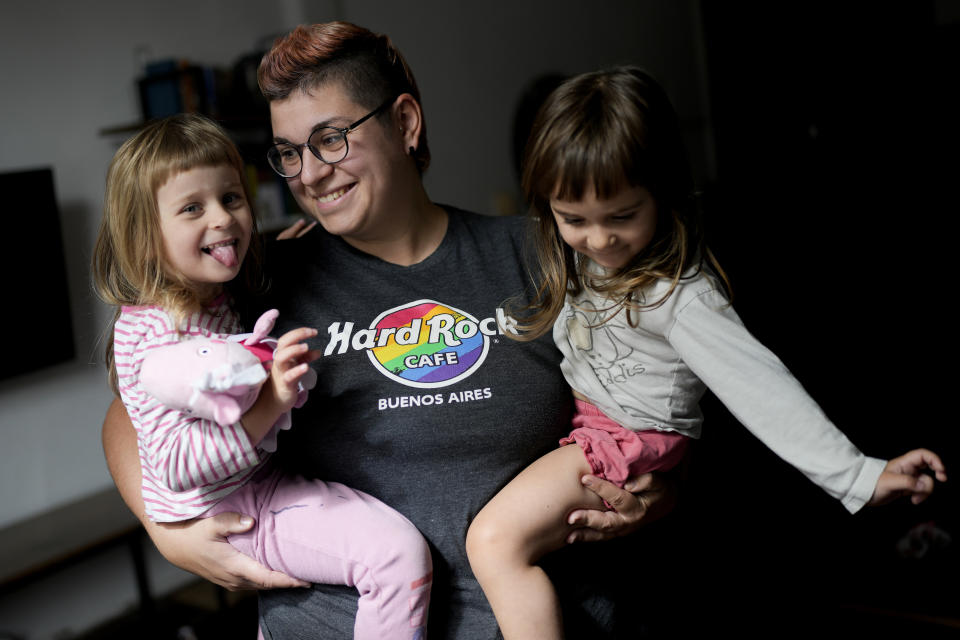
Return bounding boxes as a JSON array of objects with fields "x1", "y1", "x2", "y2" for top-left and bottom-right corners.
[{"x1": 93, "y1": 113, "x2": 433, "y2": 640}]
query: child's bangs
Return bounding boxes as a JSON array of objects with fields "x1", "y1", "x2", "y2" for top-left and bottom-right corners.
[
  {"x1": 147, "y1": 124, "x2": 242, "y2": 194},
  {"x1": 548, "y1": 136, "x2": 641, "y2": 203}
]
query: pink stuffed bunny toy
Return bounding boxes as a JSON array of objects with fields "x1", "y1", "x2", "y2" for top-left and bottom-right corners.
[{"x1": 139, "y1": 309, "x2": 316, "y2": 452}]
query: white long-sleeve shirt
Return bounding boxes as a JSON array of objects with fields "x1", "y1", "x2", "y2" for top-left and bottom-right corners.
[
  {"x1": 553, "y1": 269, "x2": 885, "y2": 513},
  {"x1": 115, "y1": 299, "x2": 264, "y2": 521}
]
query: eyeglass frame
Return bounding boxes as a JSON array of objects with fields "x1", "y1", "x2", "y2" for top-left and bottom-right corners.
[{"x1": 266, "y1": 96, "x2": 396, "y2": 178}]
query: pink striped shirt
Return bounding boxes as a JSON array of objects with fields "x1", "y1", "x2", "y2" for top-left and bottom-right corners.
[{"x1": 115, "y1": 300, "x2": 265, "y2": 522}]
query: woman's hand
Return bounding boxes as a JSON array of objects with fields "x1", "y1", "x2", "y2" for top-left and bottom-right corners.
[
  {"x1": 103, "y1": 398, "x2": 307, "y2": 591},
  {"x1": 564, "y1": 472, "x2": 676, "y2": 544},
  {"x1": 149, "y1": 512, "x2": 309, "y2": 591}
]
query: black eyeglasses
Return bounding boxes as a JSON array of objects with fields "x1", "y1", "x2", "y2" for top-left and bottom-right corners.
[{"x1": 266, "y1": 97, "x2": 395, "y2": 178}]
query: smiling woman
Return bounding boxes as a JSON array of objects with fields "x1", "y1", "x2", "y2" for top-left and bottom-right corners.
[{"x1": 267, "y1": 86, "x2": 443, "y2": 261}]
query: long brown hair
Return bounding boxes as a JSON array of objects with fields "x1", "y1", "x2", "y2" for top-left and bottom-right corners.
[
  {"x1": 92, "y1": 113, "x2": 262, "y2": 393},
  {"x1": 258, "y1": 21, "x2": 430, "y2": 175},
  {"x1": 514, "y1": 66, "x2": 728, "y2": 339}
]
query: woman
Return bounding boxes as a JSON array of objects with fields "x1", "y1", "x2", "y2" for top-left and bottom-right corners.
[{"x1": 102, "y1": 22, "x2": 675, "y2": 639}]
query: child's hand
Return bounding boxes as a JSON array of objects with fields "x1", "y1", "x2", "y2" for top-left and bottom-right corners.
[
  {"x1": 869, "y1": 448, "x2": 947, "y2": 506},
  {"x1": 269, "y1": 327, "x2": 320, "y2": 411}
]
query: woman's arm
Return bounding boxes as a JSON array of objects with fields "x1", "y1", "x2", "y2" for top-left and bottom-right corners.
[{"x1": 101, "y1": 397, "x2": 307, "y2": 590}]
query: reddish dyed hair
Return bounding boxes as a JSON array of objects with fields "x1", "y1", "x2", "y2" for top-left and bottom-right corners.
[{"x1": 258, "y1": 22, "x2": 430, "y2": 174}]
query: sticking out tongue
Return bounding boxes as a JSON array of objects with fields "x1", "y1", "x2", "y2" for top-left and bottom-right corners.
[{"x1": 208, "y1": 243, "x2": 239, "y2": 267}]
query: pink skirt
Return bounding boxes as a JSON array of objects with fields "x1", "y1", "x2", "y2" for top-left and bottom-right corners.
[{"x1": 560, "y1": 399, "x2": 689, "y2": 488}]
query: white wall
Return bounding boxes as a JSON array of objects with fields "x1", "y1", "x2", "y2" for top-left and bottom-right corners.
[{"x1": 0, "y1": 1, "x2": 709, "y2": 637}]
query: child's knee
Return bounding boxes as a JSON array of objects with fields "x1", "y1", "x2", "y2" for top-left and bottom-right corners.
[
  {"x1": 466, "y1": 506, "x2": 513, "y2": 568},
  {"x1": 385, "y1": 516, "x2": 432, "y2": 574}
]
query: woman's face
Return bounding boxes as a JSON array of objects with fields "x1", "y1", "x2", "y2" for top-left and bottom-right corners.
[{"x1": 269, "y1": 83, "x2": 407, "y2": 243}]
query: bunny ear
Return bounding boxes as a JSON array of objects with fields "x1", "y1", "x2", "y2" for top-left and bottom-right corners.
[{"x1": 245, "y1": 309, "x2": 279, "y2": 345}]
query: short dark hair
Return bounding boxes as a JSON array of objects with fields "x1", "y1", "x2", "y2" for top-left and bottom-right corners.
[{"x1": 258, "y1": 22, "x2": 430, "y2": 173}]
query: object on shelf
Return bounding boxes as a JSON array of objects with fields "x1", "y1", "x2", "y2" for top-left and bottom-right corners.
[{"x1": 138, "y1": 59, "x2": 223, "y2": 121}]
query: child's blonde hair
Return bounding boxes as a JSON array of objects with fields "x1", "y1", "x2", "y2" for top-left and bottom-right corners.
[
  {"x1": 92, "y1": 113, "x2": 261, "y2": 392},
  {"x1": 515, "y1": 66, "x2": 728, "y2": 338}
]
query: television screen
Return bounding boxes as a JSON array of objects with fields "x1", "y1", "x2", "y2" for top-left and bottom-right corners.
[{"x1": 0, "y1": 167, "x2": 76, "y2": 380}]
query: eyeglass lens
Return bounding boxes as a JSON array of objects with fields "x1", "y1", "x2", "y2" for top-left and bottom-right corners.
[
  {"x1": 266, "y1": 97, "x2": 394, "y2": 178},
  {"x1": 267, "y1": 128, "x2": 349, "y2": 177}
]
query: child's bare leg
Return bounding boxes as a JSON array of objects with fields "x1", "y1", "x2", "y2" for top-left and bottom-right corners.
[{"x1": 466, "y1": 444, "x2": 603, "y2": 640}]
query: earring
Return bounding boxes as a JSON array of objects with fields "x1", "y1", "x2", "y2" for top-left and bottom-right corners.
[{"x1": 408, "y1": 146, "x2": 415, "y2": 155}]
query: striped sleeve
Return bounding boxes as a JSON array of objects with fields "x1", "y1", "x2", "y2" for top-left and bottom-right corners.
[{"x1": 115, "y1": 305, "x2": 264, "y2": 515}]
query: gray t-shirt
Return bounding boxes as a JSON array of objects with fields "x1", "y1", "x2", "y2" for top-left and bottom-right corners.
[{"x1": 248, "y1": 208, "x2": 646, "y2": 638}]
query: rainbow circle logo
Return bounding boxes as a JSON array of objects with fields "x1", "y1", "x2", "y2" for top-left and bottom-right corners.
[{"x1": 367, "y1": 299, "x2": 490, "y2": 388}]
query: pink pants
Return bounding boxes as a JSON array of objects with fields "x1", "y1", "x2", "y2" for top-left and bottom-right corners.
[
  {"x1": 561, "y1": 399, "x2": 689, "y2": 489},
  {"x1": 206, "y1": 465, "x2": 432, "y2": 640}
]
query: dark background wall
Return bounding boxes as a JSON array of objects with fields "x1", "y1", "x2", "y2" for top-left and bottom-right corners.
[{"x1": 662, "y1": 3, "x2": 957, "y2": 635}]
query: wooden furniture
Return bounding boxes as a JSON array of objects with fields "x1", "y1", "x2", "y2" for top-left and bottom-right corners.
[{"x1": 0, "y1": 488, "x2": 151, "y2": 610}]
